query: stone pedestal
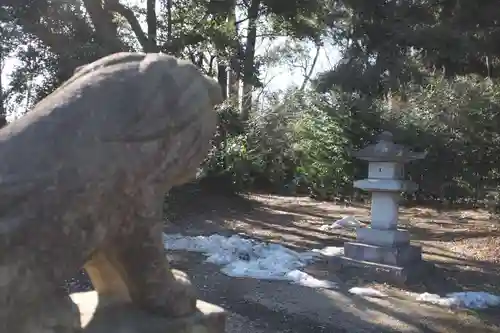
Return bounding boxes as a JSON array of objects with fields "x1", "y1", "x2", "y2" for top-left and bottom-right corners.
[
  {"x1": 71, "y1": 291, "x2": 226, "y2": 333},
  {"x1": 338, "y1": 132, "x2": 428, "y2": 284},
  {"x1": 341, "y1": 229, "x2": 423, "y2": 284}
]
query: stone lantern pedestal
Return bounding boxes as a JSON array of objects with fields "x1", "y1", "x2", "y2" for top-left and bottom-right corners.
[{"x1": 340, "y1": 132, "x2": 427, "y2": 283}]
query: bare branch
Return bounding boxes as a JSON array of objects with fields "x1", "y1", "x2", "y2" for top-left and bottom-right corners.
[
  {"x1": 256, "y1": 33, "x2": 287, "y2": 38},
  {"x1": 160, "y1": 13, "x2": 210, "y2": 54},
  {"x1": 300, "y1": 44, "x2": 321, "y2": 90},
  {"x1": 105, "y1": 0, "x2": 151, "y2": 51}
]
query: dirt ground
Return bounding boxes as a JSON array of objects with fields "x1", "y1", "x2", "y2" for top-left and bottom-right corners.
[{"x1": 165, "y1": 190, "x2": 500, "y2": 332}]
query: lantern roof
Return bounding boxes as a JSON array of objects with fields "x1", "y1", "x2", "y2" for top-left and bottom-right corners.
[{"x1": 352, "y1": 131, "x2": 427, "y2": 162}]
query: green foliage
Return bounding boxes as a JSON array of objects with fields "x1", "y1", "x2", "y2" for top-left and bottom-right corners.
[
  {"x1": 3, "y1": 0, "x2": 329, "y2": 114},
  {"x1": 197, "y1": 74, "x2": 500, "y2": 209},
  {"x1": 385, "y1": 76, "x2": 500, "y2": 205},
  {"x1": 200, "y1": 90, "x2": 352, "y2": 200},
  {"x1": 6, "y1": 0, "x2": 500, "y2": 211},
  {"x1": 316, "y1": 0, "x2": 500, "y2": 98},
  {"x1": 291, "y1": 100, "x2": 351, "y2": 198}
]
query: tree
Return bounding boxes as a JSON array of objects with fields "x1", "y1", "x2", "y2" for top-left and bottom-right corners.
[
  {"x1": 3, "y1": 0, "x2": 332, "y2": 119},
  {"x1": 238, "y1": 0, "x2": 329, "y2": 119},
  {"x1": 2, "y1": 0, "x2": 228, "y2": 108},
  {"x1": 0, "y1": 9, "x2": 22, "y2": 126},
  {"x1": 315, "y1": 0, "x2": 500, "y2": 98}
]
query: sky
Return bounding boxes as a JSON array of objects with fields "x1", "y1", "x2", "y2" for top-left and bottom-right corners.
[
  {"x1": 1, "y1": 38, "x2": 339, "y2": 89},
  {"x1": 258, "y1": 37, "x2": 340, "y2": 91},
  {"x1": 2, "y1": 40, "x2": 339, "y2": 120}
]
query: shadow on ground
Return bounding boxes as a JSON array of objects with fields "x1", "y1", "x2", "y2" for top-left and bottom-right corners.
[
  {"x1": 170, "y1": 250, "x2": 499, "y2": 333},
  {"x1": 165, "y1": 190, "x2": 500, "y2": 332}
]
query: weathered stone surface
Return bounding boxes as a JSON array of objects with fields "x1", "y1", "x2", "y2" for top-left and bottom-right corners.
[
  {"x1": 356, "y1": 228, "x2": 410, "y2": 247},
  {"x1": 337, "y1": 256, "x2": 431, "y2": 285},
  {"x1": 72, "y1": 291, "x2": 226, "y2": 333},
  {"x1": 344, "y1": 242, "x2": 422, "y2": 266},
  {"x1": 0, "y1": 52, "x2": 223, "y2": 332},
  {"x1": 342, "y1": 132, "x2": 426, "y2": 284}
]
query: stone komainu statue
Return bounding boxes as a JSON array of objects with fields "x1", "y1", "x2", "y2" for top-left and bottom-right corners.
[{"x1": 0, "y1": 53, "x2": 222, "y2": 332}]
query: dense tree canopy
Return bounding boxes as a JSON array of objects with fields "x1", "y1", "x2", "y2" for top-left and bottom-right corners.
[
  {"x1": 316, "y1": 0, "x2": 500, "y2": 97},
  {"x1": 3, "y1": 0, "x2": 500, "y2": 210},
  {"x1": 1, "y1": 0, "x2": 328, "y2": 117}
]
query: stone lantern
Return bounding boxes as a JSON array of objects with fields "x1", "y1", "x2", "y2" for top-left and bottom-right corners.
[{"x1": 341, "y1": 131, "x2": 427, "y2": 282}]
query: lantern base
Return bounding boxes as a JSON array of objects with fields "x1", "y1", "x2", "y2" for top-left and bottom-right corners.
[
  {"x1": 344, "y1": 241, "x2": 422, "y2": 266},
  {"x1": 337, "y1": 256, "x2": 431, "y2": 285},
  {"x1": 338, "y1": 242, "x2": 426, "y2": 285}
]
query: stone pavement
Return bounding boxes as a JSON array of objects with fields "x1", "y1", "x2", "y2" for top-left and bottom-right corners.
[{"x1": 169, "y1": 251, "x2": 499, "y2": 333}]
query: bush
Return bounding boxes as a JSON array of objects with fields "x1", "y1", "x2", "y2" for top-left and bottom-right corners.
[
  {"x1": 292, "y1": 104, "x2": 351, "y2": 199},
  {"x1": 386, "y1": 76, "x2": 500, "y2": 204},
  {"x1": 188, "y1": 75, "x2": 500, "y2": 208},
  {"x1": 199, "y1": 90, "x2": 352, "y2": 199}
]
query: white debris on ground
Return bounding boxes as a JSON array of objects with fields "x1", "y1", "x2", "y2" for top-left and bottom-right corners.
[
  {"x1": 319, "y1": 215, "x2": 361, "y2": 231},
  {"x1": 285, "y1": 270, "x2": 337, "y2": 289},
  {"x1": 312, "y1": 246, "x2": 344, "y2": 257},
  {"x1": 163, "y1": 233, "x2": 340, "y2": 289},
  {"x1": 349, "y1": 287, "x2": 388, "y2": 298},
  {"x1": 417, "y1": 292, "x2": 500, "y2": 309}
]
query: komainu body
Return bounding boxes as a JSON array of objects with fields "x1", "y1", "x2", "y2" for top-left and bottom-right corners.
[{"x1": 0, "y1": 52, "x2": 221, "y2": 332}]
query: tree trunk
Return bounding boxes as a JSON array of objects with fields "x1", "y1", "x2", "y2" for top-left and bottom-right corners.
[
  {"x1": 146, "y1": 0, "x2": 158, "y2": 52},
  {"x1": 167, "y1": 0, "x2": 173, "y2": 44},
  {"x1": 300, "y1": 44, "x2": 321, "y2": 91},
  {"x1": 0, "y1": 53, "x2": 6, "y2": 128},
  {"x1": 217, "y1": 64, "x2": 228, "y2": 100},
  {"x1": 83, "y1": 0, "x2": 125, "y2": 52},
  {"x1": 11, "y1": 0, "x2": 149, "y2": 68},
  {"x1": 228, "y1": 3, "x2": 240, "y2": 101},
  {"x1": 213, "y1": 0, "x2": 238, "y2": 100},
  {"x1": 105, "y1": 0, "x2": 149, "y2": 51},
  {"x1": 24, "y1": 76, "x2": 33, "y2": 114},
  {"x1": 241, "y1": 0, "x2": 260, "y2": 120}
]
